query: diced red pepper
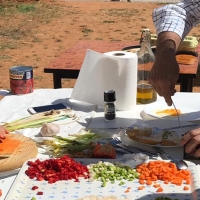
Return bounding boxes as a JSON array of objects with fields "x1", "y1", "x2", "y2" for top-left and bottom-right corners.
[
  {"x1": 37, "y1": 191, "x2": 43, "y2": 195},
  {"x1": 25, "y1": 155, "x2": 89, "y2": 184},
  {"x1": 31, "y1": 186, "x2": 39, "y2": 190}
]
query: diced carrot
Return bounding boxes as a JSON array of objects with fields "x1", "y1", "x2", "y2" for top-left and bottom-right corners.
[
  {"x1": 136, "y1": 168, "x2": 142, "y2": 173},
  {"x1": 153, "y1": 184, "x2": 160, "y2": 188},
  {"x1": 146, "y1": 180, "x2": 152, "y2": 185},
  {"x1": 124, "y1": 189, "x2": 130, "y2": 193},
  {"x1": 183, "y1": 186, "x2": 189, "y2": 191},
  {"x1": 139, "y1": 174, "x2": 145, "y2": 180},
  {"x1": 139, "y1": 179, "x2": 145, "y2": 185},
  {"x1": 182, "y1": 170, "x2": 191, "y2": 175},
  {"x1": 137, "y1": 186, "x2": 145, "y2": 190},
  {"x1": 127, "y1": 187, "x2": 131, "y2": 190},
  {"x1": 136, "y1": 160, "x2": 192, "y2": 192},
  {"x1": 185, "y1": 179, "x2": 191, "y2": 184},
  {"x1": 145, "y1": 176, "x2": 152, "y2": 180},
  {"x1": 176, "y1": 182, "x2": 182, "y2": 186},
  {"x1": 156, "y1": 187, "x2": 163, "y2": 193},
  {"x1": 151, "y1": 175, "x2": 158, "y2": 181},
  {"x1": 0, "y1": 189, "x2": 2, "y2": 197},
  {"x1": 164, "y1": 180, "x2": 169, "y2": 184},
  {"x1": 143, "y1": 171, "x2": 150, "y2": 177},
  {"x1": 171, "y1": 178, "x2": 183, "y2": 185},
  {"x1": 162, "y1": 167, "x2": 168, "y2": 172}
]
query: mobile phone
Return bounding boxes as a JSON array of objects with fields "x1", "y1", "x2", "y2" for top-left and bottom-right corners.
[{"x1": 27, "y1": 103, "x2": 71, "y2": 114}]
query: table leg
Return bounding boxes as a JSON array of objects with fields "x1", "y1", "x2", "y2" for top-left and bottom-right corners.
[
  {"x1": 180, "y1": 78, "x2": 193, "y2": 92},
  {"x1": 53, "y1": 73, "x2": 62, "y2": 88}
]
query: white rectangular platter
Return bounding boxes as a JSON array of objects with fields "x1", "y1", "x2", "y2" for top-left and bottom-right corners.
[{"x1": 4, "y1": 158, "x2": 200, "y2": 200}]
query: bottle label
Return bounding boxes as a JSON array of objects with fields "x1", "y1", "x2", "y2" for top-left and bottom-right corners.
[{"x1": 104, "y1": 103, "x2": 116, "y2": 120}]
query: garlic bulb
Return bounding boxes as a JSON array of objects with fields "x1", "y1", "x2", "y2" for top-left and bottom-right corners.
[{"x1": 40, "y1": 123, "x2": 60, "y2": 137}]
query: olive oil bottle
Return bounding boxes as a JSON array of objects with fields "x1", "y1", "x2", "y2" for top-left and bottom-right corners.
[{"x1": 137, "y1": 29, "x2": 157, "y2": 104}]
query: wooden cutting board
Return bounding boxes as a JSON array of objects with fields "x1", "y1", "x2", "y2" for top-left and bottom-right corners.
[{"x1": 0, "y1": 133, "x2": 38, "y2": 172}]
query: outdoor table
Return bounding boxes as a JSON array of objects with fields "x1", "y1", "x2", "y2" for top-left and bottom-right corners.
[
  {"x1": 1, "y1": 88, "x2": 200, "y2": 199},
  {"x1": 44, "y1": 40, "x2": 200, "y2": 92}
]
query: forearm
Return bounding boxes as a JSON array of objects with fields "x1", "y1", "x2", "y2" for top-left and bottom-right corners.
[
  {"x1": 148, "y1": 31, "x2": 180, "y2": 106},
  {"x1": 155, "y1": 32, "x2": 181, "y2": 60}
]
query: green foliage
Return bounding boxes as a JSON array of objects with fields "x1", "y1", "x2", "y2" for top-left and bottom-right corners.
[
  {"x1": 82, "y1": 28, "x2": 93, "y2": 34},
  {"x1": 103, "y1": 20, "x2": 115, "y2": 23},
  {"x1": 16, "y1": 4, "x2": 36, "y2": 13},
  {"x1": 0, "y1": 2, "x2": 60, "y2": 19}
]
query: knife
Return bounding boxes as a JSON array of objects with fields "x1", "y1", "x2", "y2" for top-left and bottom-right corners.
[
  {"x1": 153, "y1": 123, "x2": 199, "y2": 131},
  {"x1": 0, "y1": 155, "x2": 9, "y2": 158},
  {"x1": 115, "y1": 143, "x2": 158, "y2": 156},
  {"x1": 87, "y1": 124, "x2": 199, "y2": 131}
]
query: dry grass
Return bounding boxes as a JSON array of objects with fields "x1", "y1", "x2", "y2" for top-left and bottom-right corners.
[
  {"x1": 0, "y1": 2, "x2": 62, "y2": 51},
  {"x1": 0, "y1": 0, "x2": 200, "y2": 92}
]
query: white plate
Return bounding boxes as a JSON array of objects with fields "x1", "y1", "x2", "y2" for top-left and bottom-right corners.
[
  {"x1": 143, "y1": 101, "x2": 200, "y2": 121},
  {"x1": 4, "y1": 158, "x2": 200, "y2": 200},
  {"x1": 120, "y1": 120, "x2": 200, "y2": 148},
  {"x1": 121, "y1": 131, "x2": 182, "y2": 148}
]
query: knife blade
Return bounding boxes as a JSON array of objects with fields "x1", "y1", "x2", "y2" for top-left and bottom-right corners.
[
  {"x1": 116, "y1": 143, "x2": 158, "y2": 156},
  {"x1": 87, "y1": 124, "x2": 199, "y2": 131},
  {"x1": 0, "y1": 155, "x2": 10, "y2": 158},
  {"x1": 154, "y1": 123, "x2": 199, "y2": 131}
]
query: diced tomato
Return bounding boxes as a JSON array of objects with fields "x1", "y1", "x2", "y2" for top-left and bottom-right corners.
[{"x1": 93, "y1": 143, "x2": 116, "y2": 159}]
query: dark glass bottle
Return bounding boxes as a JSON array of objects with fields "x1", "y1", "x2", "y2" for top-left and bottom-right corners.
[
  {"x1": 104, "y1": 90, "x2": 116, "y2": 121},
  {"x1": 137, "y1": 29, "x2": 157, "y2": 104}
]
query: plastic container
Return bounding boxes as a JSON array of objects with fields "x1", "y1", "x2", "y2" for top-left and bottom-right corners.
[
  {"x1": 150, "y1": 34, "x2": 199, "y2": 52},
  {"x1": 178, "y1": 36, "x2": 199, "y2": 51}
]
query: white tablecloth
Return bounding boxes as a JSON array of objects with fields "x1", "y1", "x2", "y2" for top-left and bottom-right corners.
[{"x1": 1, "y1": 88, "x2": 200, "y2": 199}]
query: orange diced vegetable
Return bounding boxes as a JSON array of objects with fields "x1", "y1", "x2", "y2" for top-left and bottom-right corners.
[
  {"x1": 137, "y1": 186, "x2": 145, "y2": 190},
  {"x1": 156, "y1": 187, "x2": 164, "y2": 193},
  {"x1": 183, "y1": 186, "x2": 189, "y2": 191},
  {"x1": 185, "y1": 179, "x2": 191, "y2": 184},
  {"x1": 146, "y1": 180, "x2": 152, "y2": 185},
  {"x1": 136, "y1": 160, "x2": 191, "y2": 187},
  {"x1": 153, "y1": 184, "x2": 161, "y2": 188},
  {"x1": 164, "y1": 180, "x2": 169, "y2": 184},
  {"x1": 139, "y1": 179, "x2": 145, "y2": 185}
]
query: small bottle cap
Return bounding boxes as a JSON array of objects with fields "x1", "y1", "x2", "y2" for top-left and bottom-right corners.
[{"x1": 104, "y1": 90, "x2": 116, "y2": 102}]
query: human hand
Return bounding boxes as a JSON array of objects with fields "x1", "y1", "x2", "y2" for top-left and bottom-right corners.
[
  {"x1": 180, "y1": 128, "x2": 200, "y2": 157},
  {"x1": 148, "y1": 51, "x2": 179, "y2": 106},
  {"x1": 0, "y1": 125, "x2": 9, "y2": 139}
]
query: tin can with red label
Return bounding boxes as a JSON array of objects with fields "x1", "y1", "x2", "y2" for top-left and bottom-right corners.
[{"x1": 9, "y1": 66, "x2": 34, "y2": 95}]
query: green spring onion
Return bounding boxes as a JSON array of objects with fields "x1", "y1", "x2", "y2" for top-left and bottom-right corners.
[
  {"x1": 88, "y1": 161, "x2": 139, "y2": 187},
  {"x1": 3, "y1": 109, "x2": 76, "y2": 131}
]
